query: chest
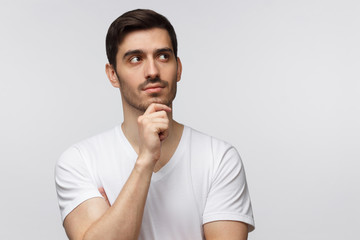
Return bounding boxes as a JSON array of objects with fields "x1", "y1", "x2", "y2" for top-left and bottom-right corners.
[
  {"x1": 98, "y1": 154, "x2": 205, "y2": 239},
  {"x1": 141, "y1": 164, "x2": 204, "y2": 239}
]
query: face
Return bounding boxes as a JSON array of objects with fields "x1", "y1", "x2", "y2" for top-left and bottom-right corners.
[{"x1": 106, "y1": 28, "x2": 182, "y2": 112}]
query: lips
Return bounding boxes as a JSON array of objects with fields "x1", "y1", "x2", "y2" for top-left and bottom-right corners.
[{"x1": 143, "y1": 84, "x2": 165, "y2": 93}]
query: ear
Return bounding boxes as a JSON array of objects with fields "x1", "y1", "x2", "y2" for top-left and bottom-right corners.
[
  {"x1": 105, "y1": 63, "x2": 120, "y2": 88},
  {"x1": 176, "y1": 57, "x2": 182, "y2": 82}
]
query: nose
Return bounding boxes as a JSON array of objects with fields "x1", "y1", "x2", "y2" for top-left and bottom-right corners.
[{"x1": 144, "y1": 58, "x2": 160, "y2": 80}]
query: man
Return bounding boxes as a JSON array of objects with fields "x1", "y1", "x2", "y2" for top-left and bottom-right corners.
[{"x1": 55, "y1": 9, "x2": 255, "y2": 240}]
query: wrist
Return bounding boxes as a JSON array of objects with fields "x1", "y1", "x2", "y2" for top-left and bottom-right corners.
[{"x1": 134, "y1": 155, "x2": 156, "y2": 174}]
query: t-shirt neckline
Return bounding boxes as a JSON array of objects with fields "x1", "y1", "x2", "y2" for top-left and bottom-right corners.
[{"x1": 116, "y1": 124, "x2": 189, "y2": 182}]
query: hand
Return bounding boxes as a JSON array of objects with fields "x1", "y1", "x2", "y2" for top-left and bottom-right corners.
[
  {"x1": 137, "y1": 103, "x2": 171, "y2": 169},
  {"x1": 98, "y1": 187, "x2": 110, "y2": 206}
]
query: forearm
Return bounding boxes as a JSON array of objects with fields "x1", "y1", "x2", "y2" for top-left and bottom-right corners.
[
  {"x1": 64, "y1": 104, "x2": 170, "y2": 240},
  {"x1": 83, "y1": 161, "x2": 153, "y2": 240}
]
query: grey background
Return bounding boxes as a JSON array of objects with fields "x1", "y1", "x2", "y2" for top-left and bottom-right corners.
[{"x1": 1, "y1": 0, "x2": 359, "y2": 239}]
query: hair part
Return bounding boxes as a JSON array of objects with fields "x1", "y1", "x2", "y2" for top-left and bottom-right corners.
[{"x1": 106, "y1": 9, "x2": 178, "y2": 68}]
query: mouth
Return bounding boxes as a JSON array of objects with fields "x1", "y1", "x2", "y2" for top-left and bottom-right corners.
[{"x1": 143, "y1": 84, "x2": 165, "y2": 93}]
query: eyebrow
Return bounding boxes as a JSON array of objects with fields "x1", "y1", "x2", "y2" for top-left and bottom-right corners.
[
  {"x1": 154, "y1": 48, "x2": 173, "y2": 55},
  {"x1": 123, "y1": 50, "x2": 144, "y2": 60},
  {"x1": 122, "y1": 48, "x2": 174, "y2": 60}
]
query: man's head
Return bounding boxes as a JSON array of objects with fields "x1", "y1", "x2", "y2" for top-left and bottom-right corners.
[
  {"x1": 106, "y1": 9, "x2": 178, "y2": 69},
  {"x1": 105, "y1": 9, "x2": 182, "y2": 112}
]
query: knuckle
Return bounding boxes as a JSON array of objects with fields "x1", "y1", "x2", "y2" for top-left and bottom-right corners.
[
  {"x1": 137, "y1": 116, "x2": 143, "y2": 124},
  {"x1": 138, "y1": 116, "x2": 148, "y2": 126},
  {"x1": 160, "y1": 110, "x2": 167, "y2": 117}
]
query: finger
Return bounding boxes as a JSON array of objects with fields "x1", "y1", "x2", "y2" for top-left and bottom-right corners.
[
  {"x1": 146, "y1": 111, "x2": 169, "y2": 120},
  {"x1": 143, "y1": 122, "x2": 168, "y2": 136},
  {"x1": 156, "y1": 122, "x2": 169, "y2": 132},
  {"x1": 137, "y1": 115, "x2": 169, "y2": 129},
  {"x1": 137, "y1": 111, "x2": 169, "y2": 128},
  {"x1": 150, "y1": 118, "x2": 169, "y2": 124},
  {"x1": 159, "y1": 129, "x2": 169, "y2": 141},
  {"x1": 154, "y1": 123, "x2": 169, "y2": 140},
  {"x1": 144, "y1": 103, "x2": 171, "y2": 115},
  {"x1": 98, "y1": 187, "x2": 110, "y2": 206}
]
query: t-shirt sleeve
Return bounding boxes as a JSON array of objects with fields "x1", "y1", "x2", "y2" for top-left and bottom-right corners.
[
  {"x1": 55, "y1": 146, "x2": 102, "y2": 222},
  {"x1": 203, "y1": 146, "x2": 255, "y2": 231}
]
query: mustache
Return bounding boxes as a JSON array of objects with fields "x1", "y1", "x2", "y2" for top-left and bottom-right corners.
[{"x1": 138, "y1": 76, "x2": 169, "y2": 90}]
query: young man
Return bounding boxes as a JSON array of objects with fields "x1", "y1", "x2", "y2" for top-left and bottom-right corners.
[{"x1": 55, "y1": 9, "x2": 255, "y2": 240}]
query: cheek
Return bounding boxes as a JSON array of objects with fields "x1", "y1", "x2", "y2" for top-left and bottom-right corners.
[
  {"x1": 161, "y1": 65, "x2": 177, "y2": 78},
  {"x1": 118, "y1": 70, "x2": 142, "y2": 87}
]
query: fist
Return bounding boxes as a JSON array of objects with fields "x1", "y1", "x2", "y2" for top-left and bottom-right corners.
[{"x1": 137, "y1": 103, "x2": 171, "y2": 165}]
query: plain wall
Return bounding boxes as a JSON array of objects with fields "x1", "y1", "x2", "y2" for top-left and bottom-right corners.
[{"x1": 1, "y1": 0, "x2": 359, "y2": 239}]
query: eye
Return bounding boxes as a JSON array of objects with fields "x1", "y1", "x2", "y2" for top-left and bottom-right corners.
[
  {"x1": 158, "y1": 54, "x2": 169, "y2": 61},
  {"x1": 129, "y1": 56, "x2": 141, "y2": 63}
]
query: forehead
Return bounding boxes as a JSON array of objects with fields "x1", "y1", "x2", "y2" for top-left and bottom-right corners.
[{"x1": 118, "y1": 28, "x2": 172, "y2": 55}]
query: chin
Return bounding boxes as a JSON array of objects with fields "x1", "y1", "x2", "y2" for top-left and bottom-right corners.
[{"x1": 139, "y1": 98, "x2": 172, "y2": 110}]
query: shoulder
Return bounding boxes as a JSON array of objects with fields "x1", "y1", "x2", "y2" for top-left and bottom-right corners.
[
  {"x1": 73, "y1": 125, "x2": 120, "y2": 152},
  {"x1": 65, "y1": 125, "x2": 120, "y2": 154},
  {"x1": 56, "y1": 125, "x2": 121, "y2": 167},
  {"x1": 186, "y1": 126, "x2": 236, "y2": 157},
  {"x1": 187, "y1": 126, "x2": 232, "y2": 146},
  {"x1": 185, "y1": 126, "x2": 242, "y2": 174}
]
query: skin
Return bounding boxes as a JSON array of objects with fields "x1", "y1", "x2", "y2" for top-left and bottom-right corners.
[{"x1": 63, "y1": 28, "x2": 249, "y2": 240}]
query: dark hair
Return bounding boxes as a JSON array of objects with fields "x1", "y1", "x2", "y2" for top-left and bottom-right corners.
[{"x1": 106, "y1": 9, "x2": 178, "y2": 67}]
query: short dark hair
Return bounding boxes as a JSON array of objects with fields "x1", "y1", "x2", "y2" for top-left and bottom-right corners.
[{"x1": 106, "y1": 9, "x2": 178, "y2": 67}]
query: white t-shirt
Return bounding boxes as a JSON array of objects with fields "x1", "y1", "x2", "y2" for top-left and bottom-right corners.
[{"x1": 55, "y1": 125, "x2": 255, "y2": 239}]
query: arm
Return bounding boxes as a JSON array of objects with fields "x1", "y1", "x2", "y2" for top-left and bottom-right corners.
[
  {"x1": 63, "y1": 103, "x2": 171, "y2": 240},
  {"x1": 204, "y1": 221, "x2": 249, "y2": 240},
  {"x1": 93, "y1": 183, "x2": 249, "y2": 240},
  {"x1": 64, "y1": 161, "x2": 153, "y2": 240}
]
